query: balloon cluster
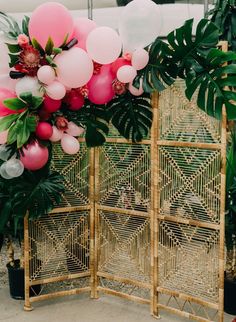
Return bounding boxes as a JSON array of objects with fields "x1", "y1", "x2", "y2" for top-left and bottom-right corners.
[{"x1": 0, "y1": 0, "x2": 159, "y2": 179}]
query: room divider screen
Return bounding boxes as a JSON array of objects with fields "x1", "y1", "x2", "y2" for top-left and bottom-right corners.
[{"x1": 24, "y1": 79, "x2": 226, "y2": 322}]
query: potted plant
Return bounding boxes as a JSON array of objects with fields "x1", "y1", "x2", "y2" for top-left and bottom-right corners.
[{"x1": 0, "y1": 154, "x2": 64, "y2": 299}]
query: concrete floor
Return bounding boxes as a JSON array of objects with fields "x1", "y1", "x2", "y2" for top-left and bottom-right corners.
[{"x1": 0, "y1": 287, "x2": 234, "y2": 322}]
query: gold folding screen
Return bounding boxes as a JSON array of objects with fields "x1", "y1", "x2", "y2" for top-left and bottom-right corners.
[{"x1": 24, "y1": 80, "x2": 226, "y2": 322}]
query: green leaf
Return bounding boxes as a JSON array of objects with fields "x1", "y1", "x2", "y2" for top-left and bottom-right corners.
[
  {"x1": 5, "y1": 43, "x2": 21, "y2": 54},
  {"x1": 7, "y1": 119, "x2": 23, "y2": 145},
  {"x1": 45, "y1": 36, "x2": 54, "y2": 55},
  {"x1": 107, "y1": 92, "x2": 152, "y2": 142},
  {"x1": 32, "y1": 96, "x2": 44, "y2": 109},
  {"x1": 16, "y1": 116, "x2": 37, "y2": 148},
  {"x1": 61, "y1": 33, "x2": 69, "y2": 47},
  {"x1": 0, "y1": 12, "x2": 21, "y2": 39},
  {"x1": 52, "y1": 47, "x2": 62, "y2": 54},
  {"x1": 3, "y1": 97, "x2": 27, "y2": 111},
  {"x1": 0, "y1": 201, "x2": 12, "y2": 233},
  {"x1": 0, "y1": 114, "x2": 19, "y2": 132},
  {"x1": 8, "y1": 53, "x2": 19, "y2": 68},
  {"x1": 22, "y1": 15, "x2": 30, "y2": 36},
  {"x1": 31, "y1": 37, "x2": 45, "y2": 55},
  {"x1": 19, "y1": 92, "x2": 33, "y2": 103}
]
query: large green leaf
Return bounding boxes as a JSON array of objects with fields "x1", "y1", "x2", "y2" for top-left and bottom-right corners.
[
  {"x1": 185, "y1": 49, "x2": 236, "y2": 120},
  {"x1": 0, "y1": 12, "x2": 21, "y2": 39},
  {"x1": 107, "y1": 92, "x2": 152, "y2": 142}
]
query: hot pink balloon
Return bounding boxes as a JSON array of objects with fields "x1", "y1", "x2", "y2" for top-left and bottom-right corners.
[
  {"x1": 0, "y1": 130, "x2": 8, "y2": 144},
  {"x1": 46, "y1": 81, "x2": 66, "y2": 100},
  {"x1": 20, "y1": 141, "x2": 49, "y2": 171},
  {"x1": 43, "y1": 96, "x2": 61, "y2": 113},
  {"x1": 86, "y1": 27, "x2": 122, "y2": 64},
  {"x1": 117, "y1": 65, "x2": 137, "y2": 83},
  {"x1": 129, "y1": 79, "x2": 144, "y2": 96},
  {"x1": 88, "y1": 65, "x2": 115, "y2": 105},
  {"x1": 73, "y1": 17, "x2": 97, "y2": 51},
  {"x1": 0, "y1": 88, "x2": 19, "y2": 116},
  {"x1": 131, "y1": 48, "x2": 149, "y2": 70},
  {"x1": 37, "y1": 65, "x2": 55, "y2": 85},
  {"x1": 29, "y1": 2, "x2": 74, "y2": 48},
  {"x1": 55, "y1": 47, "x2": 93, "y2": 88},
  {"x1": 66, "y1": 122, "x2": 85, "y2": 137},
  {"x1": 61, "y1": 134, "x2": 80, "y2": 155},
  {"x1": 49, "y1": 126, "x2": 63, "y2": 142}
]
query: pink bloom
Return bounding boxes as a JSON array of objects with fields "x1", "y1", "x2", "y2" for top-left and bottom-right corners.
[
  {"x1": 123, "y1": 52, "x2": 132, "y2": 61},
  {"x1": 17, "y1": 34, "x2": 29, "y2": 47}
]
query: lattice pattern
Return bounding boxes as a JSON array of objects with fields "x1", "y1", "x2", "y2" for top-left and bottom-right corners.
[
  {"x1": 159, "y1": 80, "x2": 221, "y2": 144},
  {"x1": 98, "y1": 211, "x2": 150, "y2": 283},
  {"x1": 159, "y1": 146, "x2": 221, "y2": 224},
  {"x1": 99, "y1": 144, "x2": 150, "y2": 212},
  {"x1": 51, "y1": 143, "x2": 90, "y2": 207},
  {"x1": 29, "y1": 211, "x2": 90, "y2": 282}
]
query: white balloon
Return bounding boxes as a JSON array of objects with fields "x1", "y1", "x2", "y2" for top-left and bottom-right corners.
[
  {"x1": 0, "y1": 74, "x2": 17, "y2": 91},
  {"x1": 5, "y1": 158, "x2": 24, "y2": 177},
  {"x1": 15, "y1": 76, "x2": 44, "y2": 98},
  {"x1": 119, "y1": 0, "x2": 160, "y2": 52},
  {"x1": 0, "y1": 145, "x2": 11, "y2": 161},
  {"x1": 0, "y1": 162, "x2": 13, "y2": 179},
  {"x1": 66, "y1": 122, "x2": 85, "y2": 137}
]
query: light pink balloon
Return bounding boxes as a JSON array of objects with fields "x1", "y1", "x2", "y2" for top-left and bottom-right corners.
[
  {"x1": 88, "y1": 64, "x2": 115, "y2": 105},
  {"x1": 117, "y1": 65, "x2": 137, "y2": 83},
  {"x1": 131, "y1": 48, "x2": 149, "y2": 70},
  {"x1": 0, "y1": 75, "x2": 17, "y2": 92},
  {"x1": 55, "y1": 47, "x2": 93, "y2": 88},
  {"x1": 29, "y1": 2, "x2": 74, "y2": 48},
  {"x1": 46, "y1": 81, "x2": 66, "y2": 100},
  {"x1": 66, "y1": 122, "x2": 85, "y2": 137},
  {"x1": 0, "y1": 130, "x2": 8, "y2": 144},
  {"x1": 20, "y1": 141, "x2": 49, "y2": 171},
  {"x1": 73, "y1": 17, "x2": 97, "y2": 51},
  {"x1": 61, "y1": 134, "x2": 80, "y2": 155},
  {"x1": 37, "y1": 66, "x2": 55, "y2": 85},
  {"x1": 86, "y1": 27, "x2": 122, "y2": 64},
  {"x1": 49, "y1": 126, "x2": 64, "y2": 142},
  {"x1": 129, "y1": 79, "x2": 144, "y2": 96}
]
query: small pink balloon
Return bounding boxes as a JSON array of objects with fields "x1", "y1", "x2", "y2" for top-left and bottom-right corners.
[
  {"x1": 46, "y1": 81, "x2": 66, "y2": 100},
  {"x1": 129, "y1": 79, "x2": 144, "y2": 96},
  {"x1": 29, "y1": 2, "x2": 74, "y2": 48},
  {"x1": 86, "y1": 27, "x2": 122, "y2": 64},
  {"x1": 49, "y1": 126, "x2": 64, "y2": 142},
  {"x1": 0, "y1": 130, "x2": 8, "y2": 144},
  {"x1": 111, "y1": 57, "x2": 131, "y2": 77},
  {"x1": 20, "y1": 141, "x2": 49, "y2": 171},
  {"x1": 0, "y1": 88, "x2": 19, "y2": 116},
  {"x1": 88, "y1": 65, "x2": 115, "y2": 105},
  {"x1": 43, "y1": 96, "x2": 61, "y2": 113},
  {"x1": 66, "y1": 122, "x2": 85, "y2": 137},
  {"x1": 55, "y1": 47, "x2": 93, "y2": 88},
  {"x1": 131, "y1": 48, "x2": 149, "y2": 70},
  {"x1": 37, "y1": 65, "x2": 56, "y2": 85},
  {"x1": 117, "y1": 65, "x2": 137, "y2": 83},
  {"x1": 61, "y1": 134, "x2": 80, "y2": 155},
  {"x1": 73, "y1": 17, "x2": 97, "y2": 51}
]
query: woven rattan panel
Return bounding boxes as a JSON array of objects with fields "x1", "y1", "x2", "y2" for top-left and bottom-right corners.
[
  {"x1": 96, "y1": 143, "x2": 151, "y2": 302},
  {"x1": 156, "y1": 80, "x2": 225, "y2": 322}
]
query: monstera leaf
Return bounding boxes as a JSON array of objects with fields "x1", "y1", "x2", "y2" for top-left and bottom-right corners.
[
  {"x1": 185, "y1": 49, "x2": 236, "y2": 120},
  {"x1": 107, "y1": 92, "x2": 152, "y2": 142}
]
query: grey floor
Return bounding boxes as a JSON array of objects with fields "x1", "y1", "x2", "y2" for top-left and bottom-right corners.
[{"x1": 0, "y1": 287, "x2": 234, "y2": 322}]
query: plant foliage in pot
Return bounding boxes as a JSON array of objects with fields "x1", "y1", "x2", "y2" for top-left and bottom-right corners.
[{"x1": 0, "y1": 148, "x2": 64, "y2": 299}]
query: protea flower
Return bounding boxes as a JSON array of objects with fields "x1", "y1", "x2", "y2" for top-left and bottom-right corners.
[
  {"x1": 19, "y1": 45, "x2": 40, "y2": 73},
  {"x1": 112, "y1": 79, "x2": 127, "y2": 95},
  {"x1": 55, "y1": 116, "x2": 69, "y2": 131}
]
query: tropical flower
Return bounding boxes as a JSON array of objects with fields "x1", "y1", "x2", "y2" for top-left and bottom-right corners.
[{"x1": 17, "y1": 34, "x2": 29, "y2": 47}]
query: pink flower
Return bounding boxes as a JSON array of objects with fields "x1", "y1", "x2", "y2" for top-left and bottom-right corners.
[
  {"x1": 123, "y1": 52, "x2": 132, "y2": 61},
  {"x1": 17, "y1": 34, "x2": 29, "y2": 47}
]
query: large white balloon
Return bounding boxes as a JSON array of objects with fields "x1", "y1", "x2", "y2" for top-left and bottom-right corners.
[
  {"x1": 118, "y1": 0, "x2": 160, "y2": 52},
  {"x1": 5, "y1": 158, "x2": 24, "y2": 177},
  {"x1": 15, "y1": 76, "x2": 44, "y2": 98},
  {"x1": 0, "y1": 162, "x2": 13, "y2": 179}
]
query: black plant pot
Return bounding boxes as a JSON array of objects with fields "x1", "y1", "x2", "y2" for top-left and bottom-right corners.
[
  {"x1": 224, "y1": 277, "x2": 236, "y2": 315},
  {"x1": 7, "y1": 260, "x2": 40, "y2": 300}
]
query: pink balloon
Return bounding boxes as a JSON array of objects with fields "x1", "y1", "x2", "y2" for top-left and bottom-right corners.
[
  {"x1": 117, "y1": 65, "x2": 137, "y2": 83},
  {"x1": 0, "y1": 130, "x2": 8, "y2": 144},
  {"x1": 66, "y1": 122, "x2": 85, "y2": 137},
  {"x1": 46, "y1": 81, "x2": 66, "y2": 100},
  {"x1": 37, "y1": 66, "x2": 55, "y2": 85},
  {"x1": 61, "y1": 134, "x2": 80, "y2": 155},
  {"x1": 73, "y1": 17, "x2": 97, "y2": 51},
  {"x1": 20, "y1": 141, "x2": 49, "y2": 171},
  {"x1": 131, "y1": 48, "x2": 149, "y2": 70},
  {"x1": 111, "y1": 58, "x2": 131, "y2": 77},
  {"x1": 55, "y1": 47, "x2": 93, "y2": 88},
  {"x1": 129, "y1": 79, "x2": 144, "y2": 96},
  {"x1": 49, "y1": 126, "x2": 63, "y2": 142},
  {"x1": 0, "y1": 88, "x2": 19, "y2": 117},
  {"x1": 88, "y1": 65, "x2": 115, "y2": 105},
  {"x1": 86, "y1": 27, "x2": 122, "y2": 64},
  {"x1": 29, "y1": 2, "x2": 74, "y2": 48}
]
